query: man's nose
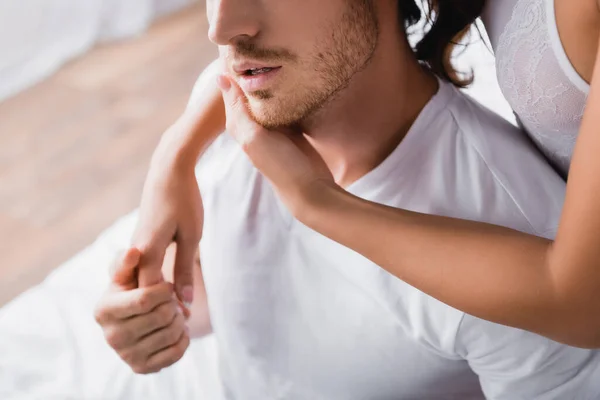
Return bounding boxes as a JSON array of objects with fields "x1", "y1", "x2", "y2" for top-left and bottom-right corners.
[{"x1": 208, "y1": 0, "x2": 261, "y2": 45}]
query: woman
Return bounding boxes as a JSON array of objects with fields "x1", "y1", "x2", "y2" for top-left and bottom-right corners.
[{"x1": 133, "y1": 0, "x2": 600, "y2": 348}]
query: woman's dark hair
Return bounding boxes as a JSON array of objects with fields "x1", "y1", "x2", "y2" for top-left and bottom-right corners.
[{"x1": 398, "y1": 0, "x2": 487, "y2": 87}]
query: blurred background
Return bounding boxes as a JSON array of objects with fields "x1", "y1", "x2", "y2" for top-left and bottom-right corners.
[
  {"x1": 0, "y1": 1, "x2": 513, "y2": 308},
  {"x1": 0, "y1": 0, "x2": 216, "y2": 306}
]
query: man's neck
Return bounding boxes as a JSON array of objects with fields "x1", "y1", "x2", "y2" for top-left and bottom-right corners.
[{"x1": 299, "y1": 32, "x2": 439, "y2": 188}]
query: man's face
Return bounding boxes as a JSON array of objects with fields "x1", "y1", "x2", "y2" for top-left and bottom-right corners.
[{"x1": 207, "y1": 0, "x2": 379, "y2": 129}]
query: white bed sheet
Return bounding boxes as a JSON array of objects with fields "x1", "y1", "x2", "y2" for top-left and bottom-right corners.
[
  {"x1": 0, "y1": 211, "x2": 222, "y2": 400},
  {"x1": 0, "y1": 24, "x2": 514, "y2": 400}
]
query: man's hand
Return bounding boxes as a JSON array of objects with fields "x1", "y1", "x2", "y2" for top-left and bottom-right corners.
[{"x1": 94, "y1": 248, "x2": 191, "y2": 374}]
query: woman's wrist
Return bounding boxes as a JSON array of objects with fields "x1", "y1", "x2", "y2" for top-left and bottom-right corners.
[
  {"x1": 295, "y1": 180, "x2": 348, "y2": 229},
  {"x1": 152, "y1": 61, "x2": 227, "y2": 172},
  {"x1": 151, "y1": 112, "x2": 220, "y2": 172}
]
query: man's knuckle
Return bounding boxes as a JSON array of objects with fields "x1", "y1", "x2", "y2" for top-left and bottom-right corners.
[
  {"x1": 135, "y1": 295, "x2": 151, "y2": 312},
  {"x1": 159, "y1": 303, "x2": 176, "y2": 322},
  {"x1": 105, "y1": 329, "x2": 124, "y2": 349},
  {"x1": 176, "y1": 334, "x2": 191, "y2": 356},
  {"x1": 123, "y1": 350, "x2": 146, "y2": 371},
  {"x1": 119, "y1": 349, "x2": 134, "y2": 364},
  {"x1": 121, "y1": 328, "x2": 136, "y2": 345},
  {"x1": 151, "y1": 306, "x2": 170, "y2": 327},
  {"x1": 131, "y1": 363, "x2": 149, "y2": 375},
  {"x1": 145, "y1": 365, "x2": 162, "y2": 375},
  {"x1": 166, "y1": 327, "x2": 182, "y2": 346},
  {"x1": 93, "y1": 306, "x2": 107, "y2": 324},
  {"x1": 169, "y1": 351, "x2": 185, "y2": 367}
]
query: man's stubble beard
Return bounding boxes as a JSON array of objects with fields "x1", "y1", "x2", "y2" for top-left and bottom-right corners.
[{"x1": 249, "y1": 0, "x2": 380, "y2": 130}]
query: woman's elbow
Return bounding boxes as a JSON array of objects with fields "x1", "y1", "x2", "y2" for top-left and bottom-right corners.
[{"x1": 552, "y1": 314, "x2": 600, "y2": 349}]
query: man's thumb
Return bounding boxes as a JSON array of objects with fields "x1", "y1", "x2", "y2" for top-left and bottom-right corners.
[{"x1": 110, "y1": 248, "x2": 141, "y2": 289}]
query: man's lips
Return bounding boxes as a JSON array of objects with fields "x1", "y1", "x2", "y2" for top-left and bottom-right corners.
[
  {"x1": 235, "y1": 66, "x2": 282, "y2": 92},
  {"x1": 233, "y1": 62, "x2": 282, "y2": 76}
]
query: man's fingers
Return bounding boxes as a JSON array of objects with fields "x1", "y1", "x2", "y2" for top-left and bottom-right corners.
[
  {"x1": 97, "y1": 282, "x2": 174, "y2": 321},
  {"x1": 137, "y1": 311, "x2": 187, "y2": 355},
  {"x1": 103, "y1": 301, "x2": 179, "y2": 350},
  {"x1": 173, "y1": 240, "x2": 198, "y2": 306},
  {"x1": 126, "y1": 311, "x2": 189, "y2": 374},
  {"x1": 110, "y1": 248, "x2": 141, "y2": 289},
  {"x1": 127, "y1": 301, "x2": 180, "y2": 340},
  {"x1": 142, "y1": 328, "x2": 190, "y2": 374}
]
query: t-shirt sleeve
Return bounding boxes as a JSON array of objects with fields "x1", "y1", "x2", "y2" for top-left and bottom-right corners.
[{"x1": 454, "y1": 313, "x2": 600, "y2": 399}]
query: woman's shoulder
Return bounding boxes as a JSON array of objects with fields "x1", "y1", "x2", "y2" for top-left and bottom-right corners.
[{"x1": 480, "y1": 0, "x2": 522, "y2": 50}]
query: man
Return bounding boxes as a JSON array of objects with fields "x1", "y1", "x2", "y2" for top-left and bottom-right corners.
[{"x1": 96, "y1": 0, "x2": 600, "y2": 398}]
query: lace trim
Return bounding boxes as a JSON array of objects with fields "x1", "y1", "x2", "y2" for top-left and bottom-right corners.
[{"x1": 494, "y1": 0, "x2": 586, "y2": 176}]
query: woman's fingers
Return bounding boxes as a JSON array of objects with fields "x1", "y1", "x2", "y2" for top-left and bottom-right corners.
[
  {"x1": 217, "y1": 75, "x2": 299, "y2": 172},
  {"x1": 109, "y1": 248, "x2": 142, "y2": 290},
  {"x1": 217, "y1": 74, "x2": 264, "y2": 149},
  {"x1": 217, "y1": 74, "x2": 336, "y2": 216},
  {"x1": 173, "y1": 239, "x2": 198, "y2": 307}
]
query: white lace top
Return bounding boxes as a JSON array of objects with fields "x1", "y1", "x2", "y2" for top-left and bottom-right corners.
[{"x1": 482, "y1": 0, "x2": 590, "y2": 177}]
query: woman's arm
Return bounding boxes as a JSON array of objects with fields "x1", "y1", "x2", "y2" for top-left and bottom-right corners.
[
  {"x1": 133, "y1": 59, "x2": 226, "y2": 300},
  {"x1": 297, "y1": 35, "x2": 600, "y2": 348},
  {"x1": 154, "y1": 59, "x2": 226, "y2": 170},
  {"x1": 216, "y1": 28, "x2": 600, "y2": 347}
]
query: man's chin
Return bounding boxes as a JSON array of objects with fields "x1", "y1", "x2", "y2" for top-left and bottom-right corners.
[{"x1": 248, "y1": 104, "x2": 297, "y2": 130}]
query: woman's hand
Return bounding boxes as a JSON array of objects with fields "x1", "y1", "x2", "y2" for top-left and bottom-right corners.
[
  {"x1": 130, "y1": 60, "x2": 225, "y2": 304},
  {"x1": 217, "y1": 75, "x2": 336, "y2": 218},
  {"x1": 131, "y1": 122, "x2": 204, "y2": 305}
]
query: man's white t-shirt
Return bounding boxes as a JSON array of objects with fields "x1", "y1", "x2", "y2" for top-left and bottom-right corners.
[{"x1": 191, "y1": 79, "x2": 600, "y2": 399}]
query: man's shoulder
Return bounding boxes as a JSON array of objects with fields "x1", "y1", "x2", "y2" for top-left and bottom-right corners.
[
  {"x1": 446, "y1": 90, "x2": 566, "y2": 239},
  {"x1": 195, "y1": 132, "x2": 248, "y2": 189}
]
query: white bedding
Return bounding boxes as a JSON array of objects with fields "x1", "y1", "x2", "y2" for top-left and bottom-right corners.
[
  {"x1": 0, "y1": 211, "x2": 222, "y2": 400},
  {"x1": 0, "y1": 26, "x2": 514, "y2": 400},
  {"x1": 0, "y1": 0, "x2": 196, "y2": 102}
]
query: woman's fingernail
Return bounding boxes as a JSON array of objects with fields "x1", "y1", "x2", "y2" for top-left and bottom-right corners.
[
  {"x1": 217, "y1": 75, "x2": 231, "y2": 91},
  {"x1": 182, "y1": 285, "x2": 194, "y2": 305}
]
